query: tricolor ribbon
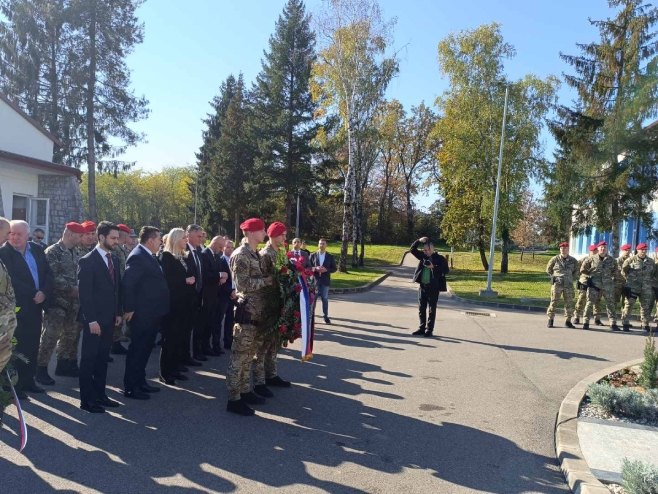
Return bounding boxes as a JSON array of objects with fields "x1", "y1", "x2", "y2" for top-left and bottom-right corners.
[
  {"x1": 298, "y1": 274, "x2": 314, "y2": 361},
  {"x1": 6, "y1": 369, "x2": 27, "y2": 452}
]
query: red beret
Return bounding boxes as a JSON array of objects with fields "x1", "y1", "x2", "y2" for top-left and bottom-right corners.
[
  {"x1": 588, "y1": 244, "x2": 598, "y2": 252},
  {"x1": 267, "y1": 221, "x2": 287, "y2": 238},
  {"x1": 80, "y1": 220, "x2": 96, "y2": 233},
  {"x1": 117, "y1": 224, "x2": 131, "y2": 234},
  {"x1": 620, "y1": 244, "x2": 631, "y2": 251},
  {"x1": 239, "y1": 218, "x2": 265, "y2": 232},
  {"x1": 597, "y1": 241, "x2": 607, "y2": 247},
  {"x1": 65, "y1": 221, "x2": 85, "y2": 234},
  {"x1": 637, "y1": 242, "x2": 648, "y2": 250},
  {"x1": 559, "y1": 242, "x2": 569, "y2": 248}
]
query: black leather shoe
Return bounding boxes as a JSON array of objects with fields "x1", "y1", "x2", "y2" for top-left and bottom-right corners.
[
  {"x1": 140, "y1": 383, "x2": 161, "y2": 393},
  {"x1": 80, "y1": 402, "x2": 105, "y2": 413},
  {"x1": 266, "y1": 376, "x2": 291, "y2": 388},
  {"x1": 22, "y1": 382, "x2": 45, "y2": 393},
  {"x1": 411, "y1": 328, "x2": 426, "y2": 336},
  {"x1": 124, "y1": 389, "x2": 150, "y2": 400},
  {"x1": 110, "y1": 342, "x2": 128, "y2": 355},
  {"x1": 184, "y1": 358, "x2": 202, "y2": 367},
  {"x1": 36, "y1": 366, "x2": 55, "y2": 386},
  {"x1": 97, "y1": 397, "x2": 121, "y2": 408},
  {"x1": 565, "y1": 320, "x2": 575, "y2": 329},
  {"x1": 323, "y1": 316, "x2": 331, "y2": 324},
  {"x1": 423, "y1": 331, "x2": 434, "y2": 337},
  {"x1": 193, "y1": 354, "x2": 208, "y2": 362},
  {"x1": 254, "y1": 384, "x2": 274, "y2": 398},
  {"x1": 241, "y1": 392, "x2": 266, "y2": 405},
  {"x1": 159, "y1": 376, "x2": 177, "y2": 386},
  {"x1": 227, "y1": 399, "x2": 254, "y2": 416},
  {"x1": 171, "y1": 372, "x2": 188, "y2": 381}
]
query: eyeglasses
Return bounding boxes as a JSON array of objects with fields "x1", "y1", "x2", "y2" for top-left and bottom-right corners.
[{"x1": 35, "y1": 236, "x2": 44, "y2": 241}]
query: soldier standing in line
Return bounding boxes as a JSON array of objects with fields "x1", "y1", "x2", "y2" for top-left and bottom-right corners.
[
  {"x1": 76, "y1": 221, "x2": 97, "y2": 257},
  {"x1": 226, "y1": 218, "x2": 274, "y2": 416},
  {"x1": 253, "y1": 222, "x2": 292, "y2": 399},
  {"x1": 574, "y1": 244, "x2": 599, "y2": 325},
  {"x1": 581, "y1": 241, "x2": 620, "y2": 331},
  {"x1": 35, "y1": 222, "x2": 84, "y2": 384},
  {"x1": 0, "y1": 217, "x2": 17, "y2": 377},
  {"x1": 620, "y1": 243, "x2": 655, "y2": 332},
  {"x1": 615, "y1": 244, "x2": 632, "y2": 311},
  {"x1": 546, "y1": 242, "x2": 578, "y2": 328}
]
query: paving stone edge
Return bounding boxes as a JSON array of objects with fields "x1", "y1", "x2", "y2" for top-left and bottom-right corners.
[{"x1": 555, "y1": 358, "x2": 644, "y2": 494}]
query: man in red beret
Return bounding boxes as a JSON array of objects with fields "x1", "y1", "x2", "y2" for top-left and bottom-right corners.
[
  {"x1": 545, "y1": 242, "x2": 578, "y2": 328},
  {"x1": 580, "y1": 240, "x2": 620, "y2": 330},
  {"x1": 252, "y1": 222, "x2": 291, "y2": 398},
  {"x1": 614, "y1": 243, "x2": 632, "y2": 311},
  {"x1": 620, "y1": 242, "x2": 655, "y2": 332},
  {"x1": 226, "y1": 218, "x2": 274, "y2": 416},
  {"x1": 36, "y1": 222, "x2": 84, "y2": 384},
  {"x1": 77, "y1": 221, "x2": 97, "y2": 257},
  {"x1": 574, "y1": 244, "x2": 601, "y2": 325}
]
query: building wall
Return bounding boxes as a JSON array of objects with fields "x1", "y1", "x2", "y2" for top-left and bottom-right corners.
[
  {"x1": 0, "y1": 99, "x2": 54, "y2": 161},
  {"x1": 38, "y1": 175, "x2": 84, "y2": 241},
  {"x1": 0, "y1": 160, "x2": 39, "y2": 217}
]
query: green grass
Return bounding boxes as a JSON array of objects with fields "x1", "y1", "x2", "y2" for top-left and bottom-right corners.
[
  {"x1": 331, "y1": 266, "x2": 388, "y2": 289},
  {"x1": 446, "y1": 251, "x2": 553, "y2": 307},
  {"x1": 322, "y1": 243, "x2": 406, "y2": 289}
]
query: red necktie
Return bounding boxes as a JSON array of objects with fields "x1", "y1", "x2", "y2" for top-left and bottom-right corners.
[{"x1": 106, "y1": 253, "x2": 115, "y2": 284}]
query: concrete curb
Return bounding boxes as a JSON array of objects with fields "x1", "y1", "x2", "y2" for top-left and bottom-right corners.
[
  {"x1": 329, "y1": 271, "x2": 392, "y2": 295},
  {"x1": 555, "y1": 358, "x2": 644, "y2": 494},
  {"x1": 446, "y1": 286, "x2": 547, "y2": 313}
]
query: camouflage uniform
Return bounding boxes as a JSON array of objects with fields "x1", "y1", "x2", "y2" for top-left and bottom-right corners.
[
  {"x1": 546, "y1": 254, "x2": 578, "y2": 320},
  {"x1": 0, "y1": 260, "x2": 17, "y2": 374},
  {"x1": 581, "y1": 254, "x2": 618, "y2": 325},
  {"x1": 226, "y1": 243, "x2": 273, "y2": 401},
  {"x1": 621, "y1": 254, "x2": 656, "y2": 327},
  {"x1": 615, "y1": 252, "x2": 631, "y2": 309},
  {"x1": 650, "y1": 252, "x2": 658, "y2": 327},
  {"x1": 253, "y1": 242, "x2": 283, "y2": 386},
  {"x1": 574, "y1": 257, "x2": 599, "y2": 321},
  {"x1": 37, "y1": 240, "x2": 80, "y2": 365}
]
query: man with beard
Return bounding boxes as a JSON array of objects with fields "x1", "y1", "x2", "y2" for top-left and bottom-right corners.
[{"x1": 77, "y1": 222, "x2": 123, "y2": 413}]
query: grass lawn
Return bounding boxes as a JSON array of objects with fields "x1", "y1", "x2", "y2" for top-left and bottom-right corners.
[
  {"x1": 324, "y1": 243, "x2": 407, "y2": 289},
  {"x1": 446, "y1": 251, "x2": 554, "y2": 307}
]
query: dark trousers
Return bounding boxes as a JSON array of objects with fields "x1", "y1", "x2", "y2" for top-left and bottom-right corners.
[
  {"x1": 190, "y1": 294, "x2": 203, "y2": 357},
  {"x1": 200, "y1": 297, "x2": 218, "y2": 352},
  {"x1": 418, "y1": 284, "x2": 440, "y2": 332},
  {"x1": 124, "y1": 313, "x2": 161, "y2": 391},
  {"x1": 160, "y1": 309, "x2": 187, "y2": 378},
  {"x1": 14, "y1": 306, "x2": 43, "y2": 388},
  {"x1": 222, "y1": 301, "x2": 235, "y2": 350},
  {"x1": 79, "y1": 323, "x2": 113, "y2": 405},
  {"x1": 212, "y1": 296, "x2": 229, "y2": 351}
]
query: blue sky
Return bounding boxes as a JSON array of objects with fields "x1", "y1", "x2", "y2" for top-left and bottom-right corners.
[{"x1": 123, "y1": 0, "x2": 612, "y2": 205}]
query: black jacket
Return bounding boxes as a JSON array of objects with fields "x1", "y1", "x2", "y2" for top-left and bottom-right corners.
[
  {"x1": 309, "y1": 251, "x2": 337, "y2": 287},
  {"x1": 122, "y1": 245, "x2": 170, "y2": 319},
  {"x1": 409, "y1": 240, "x2": 449, "y2": 291},
  {"x1": 201, "y1": 247, "x2": 222, "y2": 304},
  {"x1": 159, "y1": 251, "x2": 196, "y2": 312},
  {"x1": 0, "y1": 241, "x2": 54, "y2": 315},
  {"x1": 77, "y1": 248, "x2": 121, "y2": 328}
]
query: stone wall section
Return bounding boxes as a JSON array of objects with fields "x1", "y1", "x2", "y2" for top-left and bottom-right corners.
[{"x1": 38, "y1": 175, "x2": 83, "y2": 241}]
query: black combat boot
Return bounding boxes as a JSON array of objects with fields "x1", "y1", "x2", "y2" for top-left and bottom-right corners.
[
  {"x1": 611, "y1": 324, "x2": 621, "y2": 332},
  {"x1": 226, "y1": 399, "x2": 254, "y2": 416},
  {"x1": 411, "y1": 328, "x2": 426, "y2": 336},
  {"x1": 573, "y1": 317, "x2": 580, "y2": 325},
  {"x1": 623, "y1": 324, "x2": 631, "y2": 332},
  {"x1": 241, "y1": 391, "x2": 266, "y2": 405},
  {"x1": 253, "y1": 384, "x2": 274, "y2": 398},
  {"x1": 565, "y1": 320, "x2": 575, "y2": 329},
  {"x1": 547, "y1": 319, "x2": 554, "y2": 328},
  {"x1": 582, "y1": 322, "x2": 590, "y2": 330},
  {"x1": 35, "y1": 366, "x2": 55, "y2": 385},
  {"x1": 645, "y1": 325, "x2": 652, "y2": 332}
]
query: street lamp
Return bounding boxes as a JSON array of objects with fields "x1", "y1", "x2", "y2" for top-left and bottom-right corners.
[{"x1": 480, "y1": 85, "x2": 509, "y2": 298}]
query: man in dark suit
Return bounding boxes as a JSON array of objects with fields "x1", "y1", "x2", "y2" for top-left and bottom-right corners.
[
  {"x1": 0, "y1": 220, "x2": 54, "y2": 396},
  {"x1": 291, "y1": 237, "x2": 311, "y2": 268},
  {"x1": 309, "y1": 238, "x2": 337, "y2": 324},
  {"x1": 185, "y1": 224, "x2": 205, "y2": 363},
  {"x1": 409, "y1": 236, "x2": 450, "y2": 337},
  {"x1": 201, "y1": 236, "x2": 229, "y2": 356},
  {"x1": 77, "y1": 222, "x2": 123, "y2": 413},
  {"x1": 122, "y1": 226, "x2": 170, "y2": 399},
  {"x1": 220, "y1": 240, "x2": 236, "y2": 350}
]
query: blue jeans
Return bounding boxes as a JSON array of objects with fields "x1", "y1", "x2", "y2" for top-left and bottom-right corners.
[{"x1": 316, "y1": 284, "x2": 330, "y2": 318}]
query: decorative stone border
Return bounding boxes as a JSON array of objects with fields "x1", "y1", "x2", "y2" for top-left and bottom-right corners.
[
  {"x1": 329, "y1": 271, "x2": 391, "y2": 295},
  {"x1": 555, "y1": 358, "x2": 643, "y2": 494}
]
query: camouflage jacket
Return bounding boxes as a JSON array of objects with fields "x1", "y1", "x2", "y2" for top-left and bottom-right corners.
[
  {"x1": 615, "y1": 254, "x2": 631, "y2": 285},
  {"x1": 230, "y1": 243, "x2": 273, "y2": 324},
  {"x1": 75, "y1": 244, "x2": 94, "y2": 258},
  {"x1": 115, "y1": 244, "x2": 130, "y2": 277},
  {"x1": 622, "y1": 255, "x2": 656, "y2": 292},
  {"x1": 577, "y1": 256, "x2": 593, "y2": 284},
  {"x1": 652, "y1": 253, "x2": 658, "y2": 288},
  {"x1": 0, "y1": 259, "x2": 17, "y2": 373},
  {"x1": 259, "y1": 242, "x2": 284, "y2": 329},
  {"x1": 580, "y1": 254, "x2": 618, "y2": 288},
  {"x1": 546, "y1": 255, "x2": 578, "y2": 284},
  {"x1": 45, "y1": 240, "x2": 80, "y2": 312}
]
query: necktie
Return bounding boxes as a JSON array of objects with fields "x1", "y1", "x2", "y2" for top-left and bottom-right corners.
[{"x1": 106, "y1": 253, "x2": 115, "y2": 284}]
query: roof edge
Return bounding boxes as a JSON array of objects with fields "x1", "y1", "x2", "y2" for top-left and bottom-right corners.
[{"x1": 0, "y1": 92, "x2": 63, "y2": 147}]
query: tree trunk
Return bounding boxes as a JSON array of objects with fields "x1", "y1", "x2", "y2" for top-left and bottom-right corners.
[
  {"x1": 85, "y1": 1, "x2": 98, "y2": 221},
  {"x1": 351, "y1": 199, "x2": 359, "y2": 267},
  {"x1": 478, "y1": 241, "x2": 489, "y2": 271},
  {"x1": 520, "y1": 249, "x2": 524, "y2": 261},
  {"x1": 405, "y1": 182, "x2": 414, "y2": 242},
  {"x1": 500, "y1": 228, "x2": 510, "y2": 274},
  {"x1": 339, "y1": 119, "x2": 353, "y2": 273}
]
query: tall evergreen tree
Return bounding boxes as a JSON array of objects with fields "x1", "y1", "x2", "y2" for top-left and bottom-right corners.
[{"x1": 252, "y1": 0, "x2": 319, "y2": 232}]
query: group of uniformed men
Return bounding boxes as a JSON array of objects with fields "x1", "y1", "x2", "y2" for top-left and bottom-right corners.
[{"x1": 546, "y1": 240, "x2": 658, "y2": 332}]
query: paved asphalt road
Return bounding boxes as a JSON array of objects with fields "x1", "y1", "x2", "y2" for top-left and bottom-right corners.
[{"x1": 0, "y1": 256, "x2": 648, "y2": 493}]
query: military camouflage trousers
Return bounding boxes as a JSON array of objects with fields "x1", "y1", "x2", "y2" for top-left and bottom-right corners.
[
  {"x1": 574, "y1": 288, "x2": 599, "y2": 318},
  {"x1": 622, "y1": 286, "x2": 654, "y2": 325},
  {"x1": 584, "y1": 285, "x2": 617, "y2": 324},
  {"x1": 253, "y1": 332, "x2": 279, "y2": 386},
  {"x1": 37, "y1": 307, "x2": 80, "y2": 365},
  {"x1": 226, "y1": 322, "x2": 262, "y2": 401},
  {"x1": 546, "y1": 283, "x2": 575, "y2": 319}
]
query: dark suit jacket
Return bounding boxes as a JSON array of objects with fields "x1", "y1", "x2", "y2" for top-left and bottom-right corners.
[
  {"x1": 0, "y1": 241, "x2": 54, "y2": 316},
  {"x1": 217, "y1": 255, "x2": 232, "y2": 299},
  {"x1": 201, "y1": 247, "x2": 222, "y2": 305},
  {"x1": 122, "y1": 244, "x2": 170, "y2": 319},
  {"x1": 309, "y1": 251, "x2": 337, "y2": 287},
  {"x1": 409, "y1": 240, "x2": 449, "y2": 291},
  {"x1": 159, "y1": 251, "x2": 196, "y2": 312},
  {"x1": 77, "y1": 248, "x2": 121, "y2": 328},
  {"x1": 185, "y1": 244, "x2": 203, "y2": 294}
]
